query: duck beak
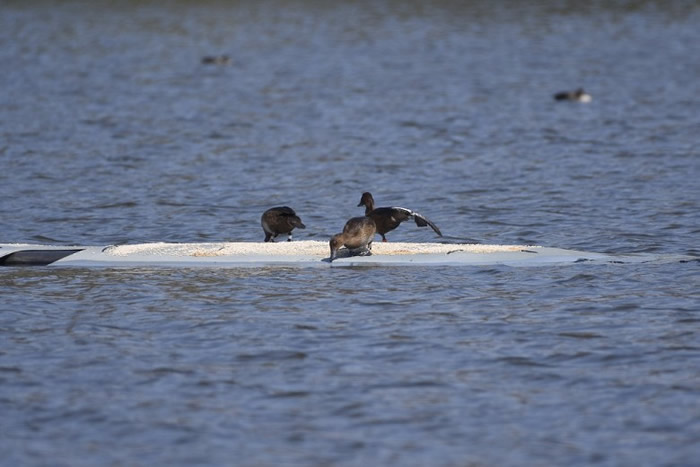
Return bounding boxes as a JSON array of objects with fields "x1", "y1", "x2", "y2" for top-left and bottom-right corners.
[{"x1": 357, "y1": 200, "x2": 364, "y2": 207}]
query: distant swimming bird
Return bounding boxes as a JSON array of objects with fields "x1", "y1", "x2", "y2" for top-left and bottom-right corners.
[
  {"x1": 201, "y1": 55, "x2": 232, "y2": 65},
  {"x1": 553, "y1": 88, "x2": 592, "y2": 102},
  {"x1": 357, "y1": 192, "x2": 442, "y2": 242},
  {"x1": 329, "y1": 216, "x2": 376, "y2": 262},
  {"x1": 261, "y1": 206, "x2": 305, "y2": 242}
]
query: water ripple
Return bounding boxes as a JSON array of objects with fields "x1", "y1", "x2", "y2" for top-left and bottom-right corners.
[{"x1": 1, "y1": 2, "x2": 700, "y2": 466}]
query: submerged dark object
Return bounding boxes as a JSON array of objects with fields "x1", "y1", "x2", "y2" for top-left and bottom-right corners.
[
  {"x1": 261, "y1": 206, "x2": 306, "y2": 242},
  {"x1": 201, "y1": 55, "x2": 232, "y2": 65},
  {"x1": 357, "y1": 192, "x2": 442, "y2": 242},
  {"x1": 0, "y1": 249, "x2": 84, "y2": 266}
]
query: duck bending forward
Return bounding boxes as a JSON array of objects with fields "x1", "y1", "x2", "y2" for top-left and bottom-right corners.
[
  {"x1": 261, "y1": 206, "x2": 306, "y2": 242},
  {"x1": 329, "y1": 216, "x2": 376, "y2": 261}
]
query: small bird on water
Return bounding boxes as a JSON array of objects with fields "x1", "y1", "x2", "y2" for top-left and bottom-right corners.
[
  {"x1": 261, "y1": 206, "x2": 306, "y2": 242},
  {"x1": 329, "y1": 216, "x2": 376, "y2": 262},
  {"x1": 201, "y1": 55, "x2": 232, "y2": 65},
  {"x1": 553, "y1": 88, "x2": 592, "y2": 102},
  {"x1": 357, "y1": 192, "x2": 442, "y2": 242}
]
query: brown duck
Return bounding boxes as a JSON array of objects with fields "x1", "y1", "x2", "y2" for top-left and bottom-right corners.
[
  {"x1": 329, "y1": 216, "x2": 376, "y2": 261},
  {"x1": 261, "y1": 206, "x2": 306, "y2": 242},
  {"x1": 357, "y1": 192, "x2": 442, "y2": 242}
]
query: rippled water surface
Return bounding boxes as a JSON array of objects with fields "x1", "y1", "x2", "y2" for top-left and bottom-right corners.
[{"x1": 1, "y1": 1, "x2": 699, "y2": 465}]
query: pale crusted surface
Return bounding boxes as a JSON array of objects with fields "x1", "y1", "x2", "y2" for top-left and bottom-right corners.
[{"x1": 104, "y1": 241, "x2": 538, "y2": 257}]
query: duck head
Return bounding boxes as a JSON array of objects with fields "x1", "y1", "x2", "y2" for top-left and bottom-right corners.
[
  {"x1": 357, "y1": 192, "x2": 374, "y2": 208},
  {"x1": 329, "y1": 234, "x2": 344, "y2": 262}
]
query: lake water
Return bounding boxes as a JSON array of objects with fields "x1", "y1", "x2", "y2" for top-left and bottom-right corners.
[{"x1": 1, "y1": 1, "x2": 699, "y2": 465}]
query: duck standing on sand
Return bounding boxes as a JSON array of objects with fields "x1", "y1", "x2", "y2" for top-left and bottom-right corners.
[
  {"x1": 329, "y1": 216, "x2": 376, "y2": 261},
  {"x1": 553, "y1": 88, "x2": 592, "y2": 102},
  {"x1": 357, "y1": 192, "x2": 442, "y2": 242},
  {"x1": 261, "y1": 207, "x2": 306, "y2": 242}
]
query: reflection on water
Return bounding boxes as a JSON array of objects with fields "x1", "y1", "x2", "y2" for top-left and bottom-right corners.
[{"x1": 1, "y1": 1, "x2": 699, "y2": 465}]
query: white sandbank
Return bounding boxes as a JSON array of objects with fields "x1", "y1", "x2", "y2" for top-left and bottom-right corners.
[
  {"x1": 102, "y1": 241, "x2": 531, "y2": 257},
  {"x1": 1, "y1": 241, "x2": 691, "y2": 267},
  {"x1": 0, "y1": 241, "x2": 700, "y2": 267}
]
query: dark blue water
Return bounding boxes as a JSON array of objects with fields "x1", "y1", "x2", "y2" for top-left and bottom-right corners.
[{"x1": 1, "y1": 1, "x2": 699, "y2": 465}]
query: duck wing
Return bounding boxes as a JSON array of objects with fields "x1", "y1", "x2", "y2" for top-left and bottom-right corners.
[
  {"x1": 278, "y1": 207, "x2": 305, "y2": 229},
  {"x1": 391, "y1": 207, "x2": 442, "y2": 237},
  {"x1": 274, "y1": 206, "x2": 297, "y2": 216},
  {"x1": 413, "y1": 212, "x2": 442, "y2": 236}
]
